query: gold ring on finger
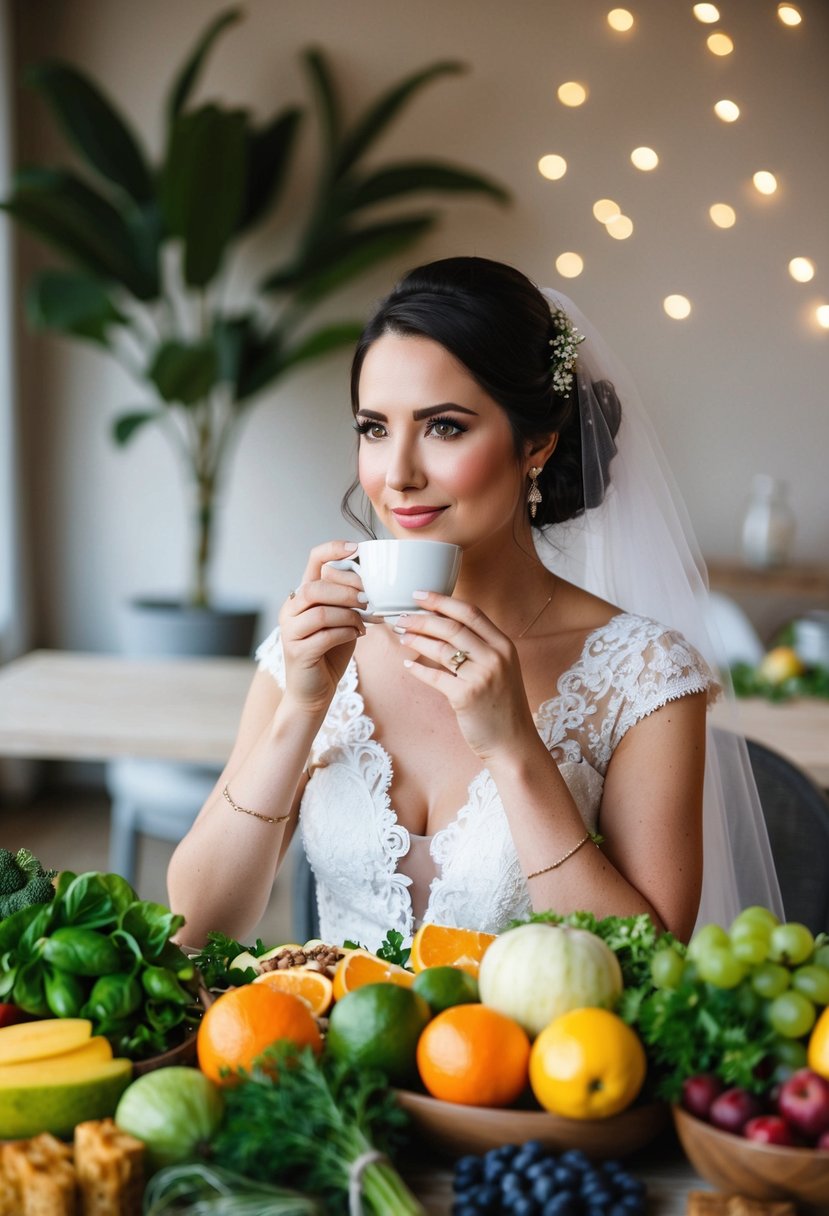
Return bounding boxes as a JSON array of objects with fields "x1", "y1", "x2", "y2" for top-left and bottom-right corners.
[{"x1": 449, "y1": 649, "x2": 470, "y2": 674}]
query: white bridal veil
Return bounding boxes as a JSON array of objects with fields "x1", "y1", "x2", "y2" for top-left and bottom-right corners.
[{"x1": 536, "y1": 288, "x2": 784, "y2": 931}]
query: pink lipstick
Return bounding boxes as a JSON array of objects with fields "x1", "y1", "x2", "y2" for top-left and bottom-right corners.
[{"x1": 391, "y1": 506, "x2": 447, "y2": 529}]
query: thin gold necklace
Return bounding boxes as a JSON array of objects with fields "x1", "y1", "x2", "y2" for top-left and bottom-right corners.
[{"x1": 516, "y1": 585, "x2": 556, "y2": 639}]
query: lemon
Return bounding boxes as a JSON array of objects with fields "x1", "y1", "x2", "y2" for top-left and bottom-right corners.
[
  {"x1": 412, "y1": 966, "x2": 479, "y2": 1014},
  {"x1": 529, "y1": 1007, "x2": 646, "y2": 1120},
  {"x1": 326, "y1": 983, "x2": 431, "y2": 1085},
  {"x1": 758, "y1": 646, "x2": 805, "y2": 685}
]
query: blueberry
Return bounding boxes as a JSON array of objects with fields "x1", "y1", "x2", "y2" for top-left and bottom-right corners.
[
  {"x1": 618, "y1": 1177, "x2": 646, "y2": 1198},
  {"x1": 526, "y1": 1160, "x2": 551, "y2": 1180},
  {"x1": 492, "y1": 1144, "x2": 519, "y2": 1164},
  {"x1": 619, "y1": 1194, "x2": 647, "y2": 1214},
  {"x1": 543, "y1": 1196, "x2": 580, "y2": 1216},
  {"x1": 501, "y1": 1171, "x2": 526, "y2": 1194},
  {"x1": 471, "y1": 1183, "x2": 500, "y2": 1209},
  {"x1": 483, "y1": 1156, "x2": 507, "y2": 1183},
  {"x1": 510, "y1": 1198, "x2": 539, "y2": 1216},
  {"x1": 455, "y1": 1155, "x2": 482, "y2": 1180},
  {"x1": 583, "y1": 1187, "x2": 613, "y2": 1207},
  {"x1": 609, "y1": 1204, "x2": 634, "y2": 1216},
  {"x1": 560, "y1": 1149, "x2": 591, "y2": 1173},
  {"x1": 532, "y1": 1175, "x2": 556, "y2": 1203},
  {"x1": 586, "y1": 1205, "x2": 609, "y2": 1216},
  {"x1": 451, "y1": 1206, "x2": 479, "y2": 1216},
  {"x1": 554, "y1": 1166, "x2": 578, "y2": 1189}
]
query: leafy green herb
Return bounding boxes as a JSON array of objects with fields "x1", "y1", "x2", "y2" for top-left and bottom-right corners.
[
  {"x1": 189, "y1": 930, "x2": 267, "y2": 989},
  {"x1": 636, "y1": 971, "x2": 778, "y2": 1100},
  {"x1": 144, "y1": 1162, "x2": 320, "y2": 1214},
  {"x1": 343, "y1": 929, "x2": 412, "y2": 969},
  {"x1": 209, "y1": 1043, "x2": 425, "y2": 1215},
  {"x1": 731, "y1": 659, "x2": 829, "y2": 701}
]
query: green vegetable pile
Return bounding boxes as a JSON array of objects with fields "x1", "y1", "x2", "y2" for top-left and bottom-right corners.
[
  {"x1": 731, "y1": 659, "x2": 829, "y2": 701},
  {"x1": 0, "y1": 870, "x2": 201, "y2": 1059},
  {"x1": 208, "y1": 1043, "x2": 424, "y2": 1216},
  {"x1": 0, "y1": 847, "x2": 56, "y2": 918}
]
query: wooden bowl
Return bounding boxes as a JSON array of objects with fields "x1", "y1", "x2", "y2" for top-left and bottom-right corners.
[
  {"x1": 132, "y1": 1031, "x2": 197, "y2": 1076},
  {"x1": 396, "y1": 1089, "x2": 668, "y2": 1159},
  {"x1": 673, "y1": 1106, "x2": 829, "y2": 1209}
]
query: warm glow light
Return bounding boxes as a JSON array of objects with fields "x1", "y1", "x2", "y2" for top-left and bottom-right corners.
[
  {"x1": 631, "y1": 146, "x2": 659, "y2": 171},
  {"x1": 753, "y1": 171, "x2": 778, "y2": 196},
  {"x1": 538, "y1": 154, "x2": 567, "y2": 180},
  {"x1": 777, "y1": 4, "x2": 802, "y2": 25},
  {"x1": 714, "y1": 99, "x2": 740, "y2": 122},
  {"x1": 707, "y1": 32, "x2": 734, "y2": 55},
  {"x1": 816, "y1": 305, "x2": 829, "y2": 329},
  {"x1": 709, "y1": 203, "x2": 736, "y2": 228},
  {"x1": 606, "y1": 214, "x2": 634, "y2": 240},
  {"x1": 693, "y1": 3, "x2": 720, "y2": 22},
  {"x1": 556, "y1": 252, "x2": 584, "y2": 278},
  {"x1": 593, "y1": 198, "x2": 621, "y2": 224},
  {"x1": 607, "y1": 8, "x2": 635, "y2": 31},
  {"x1": 558, "y1": 81, "x2": 588, "y2": 107},
  {"x1": 789, "y1": 257, "x2": 815, "y2": 283},
  {"x1": 664, "y1": 294, "x2": 692, "y2": 320}
]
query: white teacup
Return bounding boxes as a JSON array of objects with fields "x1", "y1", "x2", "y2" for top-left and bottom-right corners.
[{"x1": 328, "y1": 539, "x2": 462, "y2": 615}]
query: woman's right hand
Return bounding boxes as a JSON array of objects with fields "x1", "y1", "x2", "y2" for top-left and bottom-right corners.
[{"x1": 278, "y1": 541, "x2": 367, "y2": 713}]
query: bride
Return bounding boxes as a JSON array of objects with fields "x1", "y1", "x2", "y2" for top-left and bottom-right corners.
[{"x1": 167, "y1": 257, "x2": 781, "y2": 949}]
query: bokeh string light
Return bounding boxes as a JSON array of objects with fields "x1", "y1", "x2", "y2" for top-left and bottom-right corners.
[{"x1": 607, "y1": 8, "x2": 635, "y2": 32}]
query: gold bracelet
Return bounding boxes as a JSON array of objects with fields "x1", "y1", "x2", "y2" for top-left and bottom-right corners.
[
  {"x1": 527, "y1": 830, "x2": 593, "y2": 880},
  {"x1": 222, "y1": 784, "x2": 290, "y2": 825}
]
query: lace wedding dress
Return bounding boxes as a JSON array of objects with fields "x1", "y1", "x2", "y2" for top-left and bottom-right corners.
[{"x1": 256, "y1": 613, "x2": 716, "y2": 952}]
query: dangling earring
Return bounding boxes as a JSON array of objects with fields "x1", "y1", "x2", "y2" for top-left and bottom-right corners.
[{"x1": 527, "y1": 466, "x2": 543, "y2": 519}]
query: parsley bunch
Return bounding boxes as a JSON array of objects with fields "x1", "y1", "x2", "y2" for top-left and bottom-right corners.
[{"x1": 209, "y1": 1044, "x2": 424, "y2": 1215}]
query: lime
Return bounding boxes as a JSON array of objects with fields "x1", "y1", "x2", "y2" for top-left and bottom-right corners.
[
  {"x1": 412, "y1": 965, "x2": 479, "y2": 1013},
  {"x1": 326, "y1": 983, "x2": 431, "y2": 1085}
]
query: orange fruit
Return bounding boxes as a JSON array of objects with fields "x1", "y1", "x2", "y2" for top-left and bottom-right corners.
[
  {"x1": 197, "y1": 984, "x2": 322, "y2": 1086},
  {"x1": 253, "y1": 968, "x2": 334, "y2": 1016},
  {"x1": 529, "y1": 1007, "x2": 647, "y2": 1120},
  {"x1": 409, "y1": 923, "x2": 496, "y2": 977},
  {"x1": 416, "y1": 1003, "x2": 530, "y2": 1107},
  {"x1": 331, "y1": 949, "x2": 415, "y2": 1001}
]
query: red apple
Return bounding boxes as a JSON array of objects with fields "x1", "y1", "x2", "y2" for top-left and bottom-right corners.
[
  {"x1": 0, "y1": 1003, "x2": 26, "y2": 1028},
  {"x1": 744, "y1": 1115, "x2": 796, "y2": 1146},
  {"x1": 709, "y1": 1087, "x2": 763, "y2": 1134},
  {"x1": 682, "y1": 1073, "x2": 725, "y2": 1121},
  {"x1": 817, "y1": 1130, "x2": 829, "y2": 1150},
  {"x1": 777, "y1": 1069, "x2": 829, "y2": 1140}
]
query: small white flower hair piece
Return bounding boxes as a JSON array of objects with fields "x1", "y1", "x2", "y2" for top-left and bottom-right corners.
[{"x1": 548, "y1": 307, "x2": 585, "y2": 397}]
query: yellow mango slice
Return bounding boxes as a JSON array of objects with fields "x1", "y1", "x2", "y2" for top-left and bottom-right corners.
[
  {"x1": 0, "y1": 1057, "x2": 133, "y2": 1139},
  {"x1": 0, "y1": 1017, "x2": 93, "y2": 1065},
  {"x1": 0, "y1": 1035, "x2": 112, "y2": 1083}
]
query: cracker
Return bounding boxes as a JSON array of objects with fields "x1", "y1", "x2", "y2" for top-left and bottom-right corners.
[
  {"x1": 73, "y1": 1119, "x2": 144, "y2": 1216},
  {"x1": 0, "y1": 1135, "x2": 77, "y2": 1216},
  {"x1": 687, "y1": 1191, "x2": 729, "y2": 1216}
]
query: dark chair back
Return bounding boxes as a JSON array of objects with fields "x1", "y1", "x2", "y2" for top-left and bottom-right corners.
[
  {"x1": 744, "y1": 735, "x2": 829, "y2": 934},
  {"x1": 291, "y1": 847, "x2": 320, "y2": 943}
]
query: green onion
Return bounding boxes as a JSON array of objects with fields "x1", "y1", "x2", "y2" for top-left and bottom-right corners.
[{"x1": 143, "y1": 1162, "x2": 320, "y2": 1214}]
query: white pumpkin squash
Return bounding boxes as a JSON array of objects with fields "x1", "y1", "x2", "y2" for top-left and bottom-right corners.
[{"x1": 478, "y1": 923, "x2": 623, "y2": 1037}]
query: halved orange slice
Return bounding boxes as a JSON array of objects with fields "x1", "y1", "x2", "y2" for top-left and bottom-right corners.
[
  {"x1": 253, "y1": 967, "x2": 334, "y2": 1016},
  {"x1": 331, "y1": 949, "x2": 415, "y2": 1002},
  {"x1": 409, "y1": 923, "x2": 497, "y2": 977}
]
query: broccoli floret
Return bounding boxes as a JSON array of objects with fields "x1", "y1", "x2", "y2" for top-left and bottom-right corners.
[
  {"x1": 0, "y1": 848, "x2": 25, "y2": 896},
  {"x1": 0, "y1": 848, "x2": 57, "y2": 918}
]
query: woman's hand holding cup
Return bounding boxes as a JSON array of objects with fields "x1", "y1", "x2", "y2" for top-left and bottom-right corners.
[{"x1": 279, "y1": 541, "x2": 368, "y2": 713}]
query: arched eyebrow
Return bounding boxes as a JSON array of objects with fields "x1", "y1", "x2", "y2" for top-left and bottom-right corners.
[{"x1": 355, "y1": 403, "x2": 479, "y2": 422}]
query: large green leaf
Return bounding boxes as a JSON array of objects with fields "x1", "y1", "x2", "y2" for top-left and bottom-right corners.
[
  {"x1": 303, "y1": 48, "x2": 341, "y2": 162},
  {"x1": 166, "y1": 6, "x2": 243, "y2": 123},
  {"x1": 1, "y1": 169, "x2": 159, "y2": 298},
  {"x1": 236, "y1": 107, "x2": 303, "y2": 234},
  {"x1": 148, "y1": 340, "x2": 219, "y2": 405},
  {"x1": 279, "y1": 322, "x2": 365, "y2": 373},
  {"x1": 26, "y1": 269, "x2": 126, "y2": 344},
  {"x1": 334, "y1": 61, "x2": 465, "y2": 180},
  {"x1": 262, "y1": 214, "x2": 436, "y2": 305},
  {"x1": 338, "y1": 161, "x2": 510, "y2": 212},
  {"x1": 26, "y1": 61, "x2": 153, "y2": 203},
  {"x1": 160, "y1": 105, "x2": 248, "y2": 287},
  {"x1": 112, "y1": 410, "x2": 161, "y2": 445}
]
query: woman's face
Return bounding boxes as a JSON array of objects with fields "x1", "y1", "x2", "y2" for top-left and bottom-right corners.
[{"x1": 355, "y1": 333, "x2": 528, "y2": 549}]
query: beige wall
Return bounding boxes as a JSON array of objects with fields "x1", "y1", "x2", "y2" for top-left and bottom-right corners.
[{"x1": 10, "y1": 0, "x2": 829, "y2": 652}]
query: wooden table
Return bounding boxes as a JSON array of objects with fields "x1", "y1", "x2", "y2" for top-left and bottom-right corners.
[
  {"x1": 711, "y1": 696, "x2": 829, "y2": 788},
  {"x1": 0, "y1": 649, "x2": 252, "y2": 764},
  {"x1": 0, "y1": 651, "x2": 826, "y2": 791}
]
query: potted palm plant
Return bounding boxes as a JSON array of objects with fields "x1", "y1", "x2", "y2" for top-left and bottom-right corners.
[{"x1": 3, "y1": 6, "x2": 509, "y2": 655}]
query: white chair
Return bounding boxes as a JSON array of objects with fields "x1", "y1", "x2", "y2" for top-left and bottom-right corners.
[{"x1": 706, "y1": 590, "x2": 765, "y2": 669}]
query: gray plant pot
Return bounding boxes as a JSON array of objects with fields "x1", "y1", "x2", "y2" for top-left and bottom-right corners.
[{"x1": 108, "y1": 597, "x2": 261, "y2": 883}]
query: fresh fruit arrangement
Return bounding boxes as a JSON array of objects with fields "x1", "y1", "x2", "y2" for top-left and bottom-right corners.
[
  {"x1": 731, "y1": 643, "x2": 829, "y2": 700},
  {"x1": 636, "y1": 907, "x2": 829, "y2": 1155}
]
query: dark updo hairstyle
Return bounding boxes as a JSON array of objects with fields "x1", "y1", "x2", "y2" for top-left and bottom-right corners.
[{"x1": 346, "y1": 256, "x2": 621, "y2": 530}]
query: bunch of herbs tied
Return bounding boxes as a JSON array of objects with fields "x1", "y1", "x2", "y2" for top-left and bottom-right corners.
[
  {"x1": 0, "y1": 870, "x2": 200, "y2": 1059},
  {"x1": 208, "y1": 1043, "x2": 425, "y2": 1216}
]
